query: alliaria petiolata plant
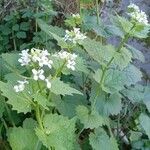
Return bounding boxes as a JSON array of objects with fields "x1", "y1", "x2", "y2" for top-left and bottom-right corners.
[{"x1": 0, "y1": 2, "x2": 150, "y2": 150}]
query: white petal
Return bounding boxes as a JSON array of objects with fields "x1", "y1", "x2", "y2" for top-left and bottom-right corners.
[
  {"x1": 33, "y1": 75, "x2": 38, "y2": 80},
  {"x1": 39, "y1": 74, "x2": 45, "y2": 80},
  {"x1": 45, "y1": 79, "x2": 51, "y2": 89},
  {"x1": 32, "y1": 69, "x2": 38, "y2": 75},
  {"x1": 14, "y1": 85, "x2": 19, "y2": 92},
  {"x1": 39, "y1": 69, "x2": 44, "y2": 74}
]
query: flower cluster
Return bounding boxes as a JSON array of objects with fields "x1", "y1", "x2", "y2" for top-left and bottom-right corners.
[
  {"x1": 63, "y1": 28, "x2": 86, "y2": 44},
  {"x1": 128, "y1": 4, "x2": 148, "y2": 25},
  {"x1": 72, "y1": 13, "x2": 80, "y2": 19},
  {"x1": 14, "y1": 80, "x2": 29, "y2": 92},
  {"x1": 18, "y1": 49, "x2": 31, "y2": 66},
  {"x1": 53, "y1": 51, "x2": 77, "y2": 71},
  {"x1": 18, "y1": 48, "x2": 53, "y2": 68},
  {"x1": 14, "y1": 48, "x2": 53, "y2": 92}
]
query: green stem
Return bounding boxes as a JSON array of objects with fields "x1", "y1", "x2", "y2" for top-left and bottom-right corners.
[
  {"x1": 78, "y1": 0, "x2": 82, "y2": 15},
  {"x1": 47, "y1": 60, "x2": 67, "y2": 103},
  {"x1": 52, "y1": 60, "x2": 67, "y2": 79},
  {"x1": 35, "y1": 104, "x2": 44, "y2": 130},
  {"x1": 92, "y1": 24, "x2": 136, "y2": 110},
  {"x1": 37, "y1": 80, "x2": 42, "y2": 91},
  {"x1": 45, "y1": 14, "x2": 48, "y2": 48},
  {"x1": 107, "y1": 123, "x2": 114, "y2": 138},
  {"x1": 77, "y1": 127, "x2": 84, "y2": 138},
  {"x1": 50, "y1": 146, "x2": 55, "y2": 150},
  {"x1": 12, "y1": 31, "x2": 17, "y2": 51},
  {"x1": 1, "y1": 118, "x2": 8, "y2": 131},
  {"x1": 4, "y1": 102, "x2": 15, "y2": 127},
  {"x1": 35, "y1": 7, "x2": 38, "y2": 33},
  {"x1": 96, "y1": 0, "x2": 100, "y2": 25},
  {"x1": 117, "y1": 113, "x2": 120, "y2": 140},
  {"x1": 21, "y1": 92, "x2": 36, "y2": 107}
]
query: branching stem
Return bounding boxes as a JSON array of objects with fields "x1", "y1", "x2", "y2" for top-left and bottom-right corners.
[
  {"x1": 96, "y1": 0, "x2": 100, "y2": 25},
  {"x1": 92, "y1": 24, "x2": 136, "y2": 110}
]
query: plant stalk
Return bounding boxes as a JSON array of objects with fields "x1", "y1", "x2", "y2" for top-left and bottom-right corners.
[
  {"x1": 92, "y1": 24, "x2": 136, "y2": 110},
  {"x1": 35, "y1": 104, "x2": 44, "y2": 130},
  {"x1": 53, "y1": 60, "x2": 67, "y2": 79},
  {"x1": 96, "y1": 0, "x2": 100, "y2": 25}
]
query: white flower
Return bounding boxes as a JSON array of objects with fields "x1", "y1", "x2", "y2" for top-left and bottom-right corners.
[
  {"x1": 67, "y1": 59, "x2": 76, "y2": 70},
  {"x1": 128, "y1": 3, "x2": 140, "y2": 12},
  {"x1": 53, "y1": 51, "x2": 77, "y2": 71},
  {"x1": 32, "y1": 69, "x2": 45, "y2": 80},
  {"x1": 63, "y1": 28, "x2": 86, "y2": 44},
  {"x1": 58, "y1": 51, "x2": 69, "y2": 59},
  {"x1": 128, "y1": 4, "x2": 148, "y2": 25},
  {"x1": 30, "y1": 48, "x2": 53, "y2": 68},
  {"x1": 18, "y1": 50, "x2": 31, "y2": 66},
  {"x1": 38, "y1": 56, "x2": 49, "y2": 67},
  {"x1": 70, "y1": 53, "x2": 77, "y2": 60},
  {"x1": 31, "y1": 48, "x2": 42, "y2": 62},
  {"x1": 45, "y1": 79, "x2": 51, "y2": 89},
  {"x1": 41, "y1": 50, "x2": 50, "y2": 57},
  {"x1": 14, "y1": 80, "x2": 29, "y2": 92},
  {"x1": 38, "y1": 56, "x2": 53, "y2": 68},
  {"x1": 72, "y1": 13, "x2": 80, "y2": 19},
  {"x1": 47, "y1": 60, "x2": 53, "y2": 69},
  {"x1": 14, "y1": 84, "x2": 24, "y2": 92}
]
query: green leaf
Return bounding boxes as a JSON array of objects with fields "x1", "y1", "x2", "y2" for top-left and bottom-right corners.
[
  {"x1": 79, "y1": 38, "x2": 115, "y2": 65},
  {"x1": 35, "y1": 114, "x2": 76, "y2": 150},
  {"x1": 93, "y1": 25, "x2": 109, "y2": 38},
  {"x1": 16, "y1": 31, "x2": 27, "y2": 39},
  {"x1": 76, "y1": 105, "x2": 104, "y2": 129},
  {"x1": 131, "y1": 141, "x2": 144, "y2": 149},
  {"x1": 33, "y1": 92, "x2": 49, "y2": 110},
  {"x1": 126, "y1": 44, "x2": 145, "y2": 62},
  {"x1": 20, "y1": 22, "x2": 30, "y2": 31},
  {"x1": 94, "y1": 69, "x2": 124, "y2": 93},
  {"x1": 0, "y1": 95, "x2": 5, "y2": 118},
  {"x1": 12, "y1": 24, "x2": 19, "y2": 31},
  {"x1": 139, "y1": 113, "x2": 150, "y2": 139},
  {"x1": 0, "y1": 57, "x2": 10, "y2": 78},
  {"x1": 75, "y1": 56, "x2": 89, "y2": 74},
  {"x1": 37, "y1": 19, "x2": 68, "y2": 48},
  {"x1": 113, "y1": 47, "x2": 132, "y2": 70},
  {"x1": 1, "y1": 26, "x2": 11, "y2": 35},
  {"x1": 130, "y1": 131, "x2": 142, "y2": 141},
  {"x1": 93, "y1": 65, "x2": 142, "y2": 93},
  {"x1": 122, "y1": 65, "x2": 142, "y2": 85},
  {"x1": 53, "y1": 94, "x2": 87, "y2": 118},
  {"x1": 80, "y1": 0, "x2": 93, "y2": 4},
  {"x1": 91, "y1": 91, "x2": 122, "y2": 116},
  {"x1": 8, "y1": 126, "x2": 38, "y2": 150},
  {"x1": 143, "y1": 85, "x2": 150, "y2": 113},
  {"x1": 51, "y1": 78, "x2": 82, "y2": 96},
  {"x1": 105, "y1": 25, "x2": 124, "y2": 38},
  {"x1": 89, "y1": 127, "x2": 119, "y2": 150},
  {"x1": 122, "y1": 84, "x2": 150, "y2": 112},
  {"x1": 65, "y1": 15, "x2": 82, "y2": 28},
  {"x1": 0, "y1": 81, "x2": 32, "y2": 113},
  {"x1": 23, "y1": 118, "x2": 37, "y2": 129},
  {"x1": 93, "y1": 69, "x2": 102, "y2": 83},
  {"x1": 121, "y1": 84, "x2": 144, "y2": 103},
  {"x1": 111, "y1": 15, "x2": 133, "y2": 34},
  {"x1": 2, "y1": 53, "x2": 25, "y2": 73},
  {"x1": 131, "y1": 24, "x2": 150, "y2": 38}
]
